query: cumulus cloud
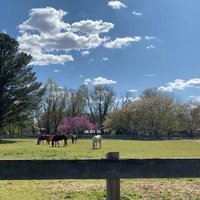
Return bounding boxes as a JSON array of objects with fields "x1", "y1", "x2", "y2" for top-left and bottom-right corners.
[
  {"x1": 108, "y1": 1, "x2": 127, "y2": 9},
  {"x1": 81, "y1": 50, "x2": 90, "y2": 56},
  {"x1": 132, "y1": 11, "x2": 143, "y2": 16},
  {"x1": 146, "y1": 44, "x2": 155, "y2": 49},
  {"x1": 102, "y1": 57, "x2": 109, "y2": 61},
  {"x1": 2, "y1": 29, "x2": 7, "y2": 33},
  {"x1": 189, "y1": 95, "x2": 200, "y2": 102},
  {"x1": 84, "y1": 76, "x2": 117, "y2": 85},
  {"x1": 104, "y1": 36, "x2": 141, "y2": 49},
  {"x1": 129, "y1": 89, "x2": 138, "y2": 93},
  {"x1": 145, "y1": 36, "x2": 156, "y2": 40},
  {"x1": 17, "y1": 7, "x2": 113, "y2": 65},
  {"x1": 145, "y1": 74, "x2": 156, "y2": 77},
  {"x1": 84, "y1": 78, "x2": 92, "y2": 85},
  {"x1": 116, "y1": 96, "x2": 140, "y2": 105},
  {"x1": 71, "y1": 20, "x2": 114, "y2": 35},
  {"x1": 53, "y1": 69, "x2": 61, "y2": 72},
  {"x1": 17, "y1": 7, "x2": 142, "y2": 65},
  {"x1": 18, "y1": 7, "x2": 69, "y2": 35},
  {"x1": 158, "y1": 78, "x2": 200, "y2": 92}
]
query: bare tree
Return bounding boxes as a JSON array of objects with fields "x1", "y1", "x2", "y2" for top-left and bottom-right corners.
[
  {"x1": 37, "y1": 79, "x2": 66, "y2": 134},
  {"x1": 80, "y1": 84, "x2": 116, "y2": 133}
]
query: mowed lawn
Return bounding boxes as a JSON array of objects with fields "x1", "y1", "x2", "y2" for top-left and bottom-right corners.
[
  {"x1": 0, "y1": 138, "x2": 199, "y2": 200},
  {"x1": 0, "y1": 138, "x2": 200, "y2": 159}
]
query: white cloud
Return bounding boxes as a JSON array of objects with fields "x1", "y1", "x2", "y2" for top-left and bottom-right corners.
[
  {"x1": 158, "y1": 78, "x2": 200, "y2": 92},
  {"x1": 54, "y1": 69, "x2": 61, "y2": 73},
  {"x1": 18, "y1": 7, "x2": 69, "y2": 35},
  {"x1": 17, "y1": 7, "x2": 113, "y2": 65},
  {"x1": 102, "y1": 57, "x2": 109, "y2": 61},
  {"x1": 84, "y1": 76, "x2": 117, "y2": 85},
  {"x1": 71, "y1": 20, "x2": 114, "y2": 35},
  {"x1": 88, "y1": 58, "x2": 94, "y2": 63},
  {"x1": 189, "y1": 95, "x2": 200, "y2": 102},
  {"x1": 146, "y1": 45, "x2": 155, "y2": 49},
  {"x1": 116, "y1": 96, "x2": 140, "y2": 105},
  {"x1": 129, "y1": 89, "x2": 138, "y2": 93},
  {"x1": 81, "y1": 50, "x2": 90, "y2": 56},
  {"x1": 104, "y1": 36, "x2": 141, "y2": 49},
  {"x1": 145, "y1": 74, "x2": 156, "y2": 77},
  {"x1": 108, "y1": 1, "x2": 127, "y2": 10},
  {"x1": 84, "y1": 78, "x2": 92, "y2": 85},
  {"x1": 145, "y1": 36, "x2": 156, "y2": 40},
  {"x1": 93, "y1": 77, "x2": 117, "y2": 85},
  {"x1": 132, "y1": 11, "x2": 143, "y2": 16}
]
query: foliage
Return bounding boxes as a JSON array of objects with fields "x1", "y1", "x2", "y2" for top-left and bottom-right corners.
[
  {"x1": 104, "y1": 88, "x2": 200, "y2": 137},
  {"x1": 58, "y1": 115, "x2": 97, "y2": 134},
  {"x1": 0, "y1": 33, "x2": 44, "y2": 129}
]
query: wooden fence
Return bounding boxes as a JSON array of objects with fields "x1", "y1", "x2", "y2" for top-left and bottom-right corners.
[{"x1": 0, "y1": 152, "x2": 200, "y2": 200}]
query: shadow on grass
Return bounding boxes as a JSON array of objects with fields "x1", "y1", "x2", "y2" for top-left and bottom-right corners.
[{"x1": 0, "y1": 139, "x2": 18, "y2": 144}]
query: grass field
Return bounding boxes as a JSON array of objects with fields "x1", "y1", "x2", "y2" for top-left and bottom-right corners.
[{"x1": 0, "y1": 138, "x2": 199, "y2": 199}]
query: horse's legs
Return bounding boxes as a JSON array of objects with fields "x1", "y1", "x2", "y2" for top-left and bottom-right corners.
[
  {"x1": 99, "y1": 141, "x2": 101, "y2": 149},
  {"x1": 95, "y1": 141, "x2": 97, "y2": 149}
]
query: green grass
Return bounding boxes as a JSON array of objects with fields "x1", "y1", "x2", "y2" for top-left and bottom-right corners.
[
  {"x1": 0, "y1": 138, "x2": 199, "y2": 199},
  {"x1": 0, "y1": 138, "x2": 199, "y2": 159}
]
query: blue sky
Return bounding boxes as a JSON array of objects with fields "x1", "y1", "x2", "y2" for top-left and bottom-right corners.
[{"x1": 1, "y1": 0, "x2": 200, "y2": 101}]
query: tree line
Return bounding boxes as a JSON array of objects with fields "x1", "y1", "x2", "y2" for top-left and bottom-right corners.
[{"x1": 1, "y1": 33, "x2": 200, "y2": 138}]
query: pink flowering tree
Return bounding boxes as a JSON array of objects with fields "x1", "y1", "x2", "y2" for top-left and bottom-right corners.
[{"x1": 58, "y1": 115, "x2": 97, "y2": 135}]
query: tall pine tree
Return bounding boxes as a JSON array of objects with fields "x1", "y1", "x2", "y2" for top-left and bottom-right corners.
[{"x1": 0, "y1": 33, "x2": 45, "y2": 129}]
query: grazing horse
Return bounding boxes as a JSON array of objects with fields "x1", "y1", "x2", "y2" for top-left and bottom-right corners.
[
  {"x1": 52, "y1": 134, "x2": 68, "y2": 147},
  {"x1": 46, "y1": 135, "x2": 53, "y2": 145},
  {"x1": 37, "y1": 135, "x2": 51, "y2": 145},
  {"x1": 71, "y1": 134, "x2": 77, "y2": 144},
  {"x1": 92, "y1": 135, "x2": 102, "y2": 149}
]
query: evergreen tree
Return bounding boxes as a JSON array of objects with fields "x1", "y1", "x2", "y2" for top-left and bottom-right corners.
[{"x1": 0, "y1": 33, "x2": 45, "y2": 129}]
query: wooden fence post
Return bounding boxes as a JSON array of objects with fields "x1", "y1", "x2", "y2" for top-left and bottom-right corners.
[{"x1": 106, "y1": 152, "x2": 120, "y2": 200}]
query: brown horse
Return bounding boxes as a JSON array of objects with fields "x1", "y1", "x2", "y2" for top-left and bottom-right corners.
[
  {"x1": 37, "y1": 135, "x2": 52, "y2": 145},
  {"x1": 52, "y1": 135, "x2": 68, "y2": 147}
]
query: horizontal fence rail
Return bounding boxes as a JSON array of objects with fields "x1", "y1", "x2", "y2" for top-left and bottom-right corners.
[{"x1": 0, "y1": 158, "x2": 200, "y2": 180}]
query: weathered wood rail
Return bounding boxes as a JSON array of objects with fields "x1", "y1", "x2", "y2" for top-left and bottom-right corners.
[{"x1": 0, "y1": 152, "x2": 200, "y2": 200}]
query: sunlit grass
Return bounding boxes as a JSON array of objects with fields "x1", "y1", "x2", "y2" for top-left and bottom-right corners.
[
  {"x1": 0, "y1": 138, "x2": 199, "y2": 159},
  {"x1": 0, "y1": 138, "x2": 199, "y2": 199}
]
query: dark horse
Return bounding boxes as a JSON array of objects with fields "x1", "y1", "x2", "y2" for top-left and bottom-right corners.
[
  {"x1": 52, "y1": 134, "x2": 68, "y2": 147},
  {"x1": 37, "y1": 135, "x2": 52, "y2": 145}
]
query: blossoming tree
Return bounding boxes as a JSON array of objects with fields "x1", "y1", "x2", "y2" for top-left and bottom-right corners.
[{"x1": 58, "y1": 115, "x2": 97, "y2": 134}]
